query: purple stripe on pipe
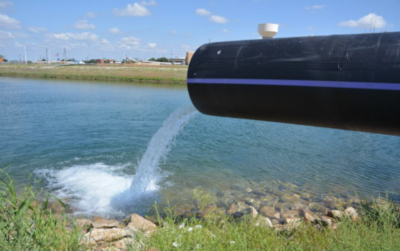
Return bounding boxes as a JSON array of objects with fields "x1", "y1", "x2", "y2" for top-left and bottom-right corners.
[{"x1": 187, "y1": 78, "x2": 400, "y2": 91}]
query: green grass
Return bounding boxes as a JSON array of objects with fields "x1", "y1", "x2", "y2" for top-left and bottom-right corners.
[
  {"x1": 0, "y1": 169, "x2": 84, "y2": 250},
  {"x1": 0, "y1": 64, "x2": 188, "y2": 84},
  {"x1": 1, "y1": 169, "x2": 399, "y2": 251},
  {"x1": 142, "y1": 199, "x2": 400, "y2": 251}
]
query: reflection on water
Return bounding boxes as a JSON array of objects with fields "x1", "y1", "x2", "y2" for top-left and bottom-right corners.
[{"x1": 0, "y1": 77, "x2": 399, "y2": 218}]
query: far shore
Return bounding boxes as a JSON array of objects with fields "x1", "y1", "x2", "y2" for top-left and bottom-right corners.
[{"x1": 0, "y1": 64, "x2": 188, "y2": 85}]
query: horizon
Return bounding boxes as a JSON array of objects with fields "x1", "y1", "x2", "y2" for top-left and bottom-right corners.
[{"x1": 1, "y1": 0, "x2": 399, "y2": 61}]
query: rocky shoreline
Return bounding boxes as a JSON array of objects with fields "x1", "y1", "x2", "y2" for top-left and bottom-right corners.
[
  {"x1": 50, "y1": 181, "x2": 397, "y2": 250},
  {"x1": 76, "y1": 204, "x2": 362, "y2": 251}
]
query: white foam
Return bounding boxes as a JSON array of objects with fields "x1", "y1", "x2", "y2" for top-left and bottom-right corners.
[{"x1": 37, "y1": 163, "x2": 133, "y2": 217}]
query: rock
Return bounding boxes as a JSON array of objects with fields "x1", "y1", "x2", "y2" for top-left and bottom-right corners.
[
  {"x1": 285, "y1": 217, "x2": 301, "y2": 225},
  {"x1": 281, "y1": 210, "x2": 299, "y2": 219},
  {"x1": 127, "y1": 214, "x2": 157, "y2": 233},
  {"x1": 111, "y1": 237, "x2": 135, "y2": 250},
  {"x1": 271, "y1": 219, "x2": 279, "y2": 225},
  {"x1": 246, "y1": 188, "x2": 253, "y2": 193},
  {"x1": 87, "y1": 228, "x2": 130, "y2": 242},
  {"x1": 76, "y1": 218, "x2": 93, "y2": 232},
  {"x1": 320, "y1": 216, "x2": 334, "y2": 226},
  {"x1": 101, "y1": 247, "x2": 121, "y2": 251},
  {"x1": 327, "y1": 210, "x2": 343, "y2": 219},
  {"x1": 285, "y1": 217, "x2": 302, "y2": 230},
  {"x1": 174, "y1": 204, "x2": 194, "y2": 216},
  {"x1": 344, "y1": 207, "x2": 358, "y2": 219},
  {"x1": 304, "y1": 212, "x2": 316, "y2": 224},
  {"x1": 79, "y1": 236, "x2": 96, "y2": 246},
  {"x1": 92, "y1": 217, "x2": 120, "y2": 229},
  {"x1": 227, "y1": 202, "x2": 247, "y2": 215},
  {"x1": 259, "y1": 206, "x2": 278, "y2": 218},
  {"x1": 255, "y1": 216, "x2": 273, "y2": 228},
  {"x1": 244, "y1": 198, "x2": 260, "y2": 210},
  {"x1": 280, "y1": 194, "x2": 300, "y2": 204},
  {"x1": 233, "y1": 206, "x2": 258, "y2": 218}
]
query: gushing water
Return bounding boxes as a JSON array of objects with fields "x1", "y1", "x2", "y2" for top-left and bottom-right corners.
[{"x1": 111, "y1": 105, "x2": 198, "y2": 212}]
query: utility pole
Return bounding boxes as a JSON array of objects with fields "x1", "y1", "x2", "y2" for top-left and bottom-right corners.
[
  {"x1": 19, "y1": 54, "x2": 21, "y2": 63},
  {"x1": 24, "y1": 46, "x2": 27, "y2": 64},
  {"x1": 49, "y1": 49, "x2": 51, "y2": 64},
  {"x1": 63, "y1": 48, "x2": 66, "y2": 63},
  {"x1": 45, "y1": 48, "x2": 48, "y2": 63}
]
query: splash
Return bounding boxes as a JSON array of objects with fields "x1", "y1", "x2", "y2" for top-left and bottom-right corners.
[
  {"x1": 111, "y1": 105, "x2": 198, "y2": 212},
  {"x1": 37, "y1": 105, "x2": 197, "y2": 217}
]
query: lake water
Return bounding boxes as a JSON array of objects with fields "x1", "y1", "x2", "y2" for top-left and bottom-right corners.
[{"x1": 1, "y1": 77, "x2": 399, "y2": 218}]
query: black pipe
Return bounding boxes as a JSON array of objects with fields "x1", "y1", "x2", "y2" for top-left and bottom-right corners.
[{"x1": 187, "y1": 32, "x2": 400, "y2": 135}]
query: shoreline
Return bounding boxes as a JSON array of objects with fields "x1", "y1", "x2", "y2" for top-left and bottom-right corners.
[{"x1": 0, "y1": 64, "x2": 188, "y2": 85}]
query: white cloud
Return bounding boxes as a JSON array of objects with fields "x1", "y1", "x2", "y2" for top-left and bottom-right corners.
[
  {"x1": 209, "y1": 15, "x2": 228, "y2": 24},
  {"x1": 87, "y1": 12, "x2": 96, "y2": 18},
  {"x1": 307, "y1": 27, "x2": 318, "y2": 30},
  {"x1": 14, "y1": 41, "x2": 23, "y2": 48},
  {"x1": 195, "y1": 8, "x2": 211, "y2": 16},
  {"x1": 0, "y1": 14, "x2": 21, "y2": 29},
  {"x1": 305, "y1": 5, "x2": 325, "y2": 10},
  {"x1": 109, "y1": 27, "x2": 120, "y2": 33},
  {"x1": 170, "y1": 30, "x2": 178, "y2": 34},
  {"x1": 141, "y1": 0, "x2": 157, "y2": 6},
  {"x1": 0, "y1": 30, "x2": 28, "y2": 38},
  {"x1": 73, "y1": 20, "x2": 96, "y2": 30},
  {"x1": 196, "y1": 8, "x2": 228, "y2": 24},
  {"x1": 222, "y1": 29, "x2": 229, "y2": 33},
  {"x1": 46, "y1": 32, "x2": 98, "y2": 41},
  {"x1": 338, "y1": 13, "x2": 387, "y2": 29},
  {"x1": 148, "y1": 42, "x2": 156, "y2": 48},
  {"x1": 0, "y1": 0, "x2": 13, "y2": 7},
  {"x1": 28, "y1": 26, "x2": 47, "y2": 33},
  {"x1": 113, "y1": 3, "x2": 151, "y2": 16},
  {"x1": 118, "y1": 36, "x2": 141, "y2": 50}
]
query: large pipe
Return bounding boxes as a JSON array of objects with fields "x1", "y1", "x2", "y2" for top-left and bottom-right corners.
[{"x1": 187, "y1": 32, "x2": 400, "y2": 135}]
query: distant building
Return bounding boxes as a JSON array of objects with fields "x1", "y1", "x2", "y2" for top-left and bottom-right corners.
[
  {"x1": 96, "y1": 59, "x2": 116, "y2": 64},
  {"x1": 168, "y1": 58, "x2": 185, "y2": 65},
  {"x1": 185, "y1": 51, "x2": 194, "y2": 65}
]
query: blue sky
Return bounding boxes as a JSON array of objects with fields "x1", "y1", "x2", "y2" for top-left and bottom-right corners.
[{"x1": 1, "y1": 0, "x2": 399, "y2": 61}]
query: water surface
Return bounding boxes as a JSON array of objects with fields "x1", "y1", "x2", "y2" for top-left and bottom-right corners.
[{"x1": 1, "y1": 77, "x2": 399, "y2": 217}]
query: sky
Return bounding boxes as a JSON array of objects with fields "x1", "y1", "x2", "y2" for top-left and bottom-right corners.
[{"x1": 1, "y1": 0, "x2": 399, "y2": 61}]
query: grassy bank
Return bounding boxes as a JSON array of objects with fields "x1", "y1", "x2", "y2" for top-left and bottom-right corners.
[
  {"x1": 1, "y1": 170, "x2": 400, "y2": 250},
  {"x1": 0, "y1": 64, "x2": 188, "y2": 84}
]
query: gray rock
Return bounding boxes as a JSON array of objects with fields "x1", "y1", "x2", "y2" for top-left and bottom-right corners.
[
  {"x1": 320, "y1": 216, "x2": 334, "y2": 226},
  {"x1": 259, "y1": 205, "x2": 277, "y2": 218},
  {"x1": 233, "y1": 206, "x2": 258, "y2": 218},
  {"x1": 255, "y1": 216, "x2": 273, "y2": 228},
  {"x1": 344, "y1": 207, "x2": 358, "y2": 219},
  {"x1": 327, "y1": 210, "x2": 343, "y2": 219},
  {"x1": 281, "y1": 210, "x2": 299, "y2": 219}
]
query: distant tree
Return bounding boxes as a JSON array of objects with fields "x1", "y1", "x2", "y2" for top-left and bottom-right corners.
[
  {"x1": 148, "y1": 57, "x2": 156, "y2": 61},
  {"x1": 42, "y1": 59, "x2": 46, "y2": 62},
  {"x1": 105, "y1": 60, "x2": 110, "y2": 63},
  {"x1": 67, "y1": 58, "x2": 75, "y2": 61},
  {"x1": 27, "y1": 60, "x2": 32, "y2": 64},
  {"x1": 156, "y1": 57, "x2": 168, "y2": 62},
  {"x1": 0, "y1": 55, "x2": 4, "y2": 58},
  {"x1": 4, "y1": 59, "x2": 8, "y2": 62}
]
